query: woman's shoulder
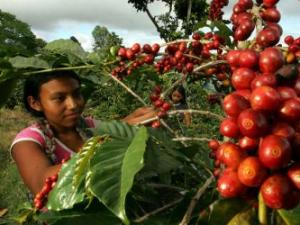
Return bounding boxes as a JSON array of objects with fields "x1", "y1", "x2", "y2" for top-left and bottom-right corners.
[{"x1": 11, "y1": 123, "x2": 46, "y2": 150}]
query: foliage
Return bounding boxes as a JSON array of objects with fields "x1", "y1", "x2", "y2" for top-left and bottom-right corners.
[
  {"x1": 0, "y1": 10, "x2": 47, "y2": 109},
  {"x1": 92, "y1": 26, "x2": 123, "y2": 59},
  {"x1": 0, "y1": 10, "x2": 41, "y2": 57}
]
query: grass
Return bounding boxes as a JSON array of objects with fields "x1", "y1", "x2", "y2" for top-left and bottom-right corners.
[{"x1": 0, "y1": 107, "x2": 34, "y2": 224}]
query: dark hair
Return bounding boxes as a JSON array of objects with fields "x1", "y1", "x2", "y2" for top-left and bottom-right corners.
[
  {"x1": 170, "y1": 85, "x2": 187, "y2": 104},
  {"x1": 23, "y1": 70, "x2": 81, "y2": 117}
]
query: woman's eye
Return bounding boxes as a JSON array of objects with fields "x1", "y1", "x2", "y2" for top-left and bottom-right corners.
[{"x1": 53, "y1": 96, "x2": 65, "y2": 102}]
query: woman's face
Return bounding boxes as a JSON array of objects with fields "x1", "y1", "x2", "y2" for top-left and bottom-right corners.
[
  {"x1": 33, "y1": 77, "x2": 85, "y2": 130},
  {"x1": 171, "y1": 90, "x2": 183, "y2": 104}
]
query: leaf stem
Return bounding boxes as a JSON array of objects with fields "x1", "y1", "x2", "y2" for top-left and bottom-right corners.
[
  {"x1": 258, "y1": 192, "x2": 268, "y2": 225},
  {"x1": 23, "y1": 65, "x2": 96, "y2": 76}
]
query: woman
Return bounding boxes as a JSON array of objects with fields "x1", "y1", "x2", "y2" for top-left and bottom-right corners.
[{"x1": 10, "y1": 70, "x2": 156, "y2": 195}]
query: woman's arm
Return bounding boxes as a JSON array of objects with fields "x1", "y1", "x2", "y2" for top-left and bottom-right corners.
[
  {"x1": 122, "y1": 106, "x2": 157, "y2": 125},
  {"x1": 12, "y1": 141, "x2": 61, "y2": 195}
]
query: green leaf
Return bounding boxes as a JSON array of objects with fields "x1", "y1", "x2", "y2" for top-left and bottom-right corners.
[
  {"x1": 10, "y1": 208, "x2": 34, "y2": 224},
  {"x1": 278, "y1": 204, "x2": 300, "y2": 225},
  {"x1": 47, "y1": 154, "x2": 86, "y2": 211},
  {"x1": 86, "y1": 52, "x2": 102, "y2": 64},
  {"x1": 142, "y1": 140, "x2": 181, "y2": 176},
  {"x1": 44, "y1": 39, "x2": 87, "y2": 65},
  {"x1": 45, "y1": 39, "x2": 87, "y2": 60},
  {"x1": 209, "y1": 198, "x2": 249, "y2": 225},
  {"x1": 212, "y1": 21, "x2": 233, "y2": 46},
  {"x1": 193, "y1": 19, "x2": 208, "y2": 31},
  {"x1": 92, "y1": 120, "x2": 138, "y2": 140},
  {"x1": 89, "y1": 127, "x2": 149, "y2": 225},
  {"x1": 8, "y1": 56, "x2": 50, "y2": 69},
  {"x1": 73, "y1": 136, "x2": 107, "y2": 188},
  {"x1": 37, "y1": 203, "x2": 121, "y2": 225},
  {"x1": 212, "y1": 21, "x2": 232, "y2": 36},
  {"x1": 0, "y1": 78, "x2": 17, "y2": 108},
  {"x1": 227, "y1": 209, "x2": 257, "y2": 225}
]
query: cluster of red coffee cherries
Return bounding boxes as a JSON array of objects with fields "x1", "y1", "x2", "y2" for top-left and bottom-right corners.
[
  {"x1": 111, "y1": 43, "x2": 160, "y2": 79},
  {"x1": 208, "y1": 0, "x2": 229, "y2": 21},
  {"x1": 33, "y1": 174, "x2": 58, "y2": 210},
  {"x1": 210, "y1": 39, "x2": 300, "y2": 209},
  {"x1": 154, "y1": 32, "x2": 225, "y2": 75},
  {"x1": 111, "y1": 30, "x2": 229, "y2": 82},
  {"x1": 33, "y1": 158, "x2": 69, "y2": 210},
  {"x1": 149, "y1": 86, "x2": 172, "y2": 128},
  {"x1": 231, "y1": 0, "x2": 282, "y2": 47}
]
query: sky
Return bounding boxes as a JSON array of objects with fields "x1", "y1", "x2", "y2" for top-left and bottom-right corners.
[{"x1": 1, "y1": 0, "x2": 300, "y2": 52}]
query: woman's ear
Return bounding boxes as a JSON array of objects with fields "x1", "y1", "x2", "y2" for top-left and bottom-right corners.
[{"x1": 27, "y1": 96, "x2": 42, "y2": 112}]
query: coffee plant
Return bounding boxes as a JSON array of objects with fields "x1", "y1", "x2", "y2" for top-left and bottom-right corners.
[{"x1": 1, "y1": 0, "x2": 300, "y2": 224}]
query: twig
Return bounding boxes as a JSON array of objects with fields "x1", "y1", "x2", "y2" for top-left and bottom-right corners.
[
  {"x1": 193, "y1": 60, "x2": 227, "y2": 72},
  {"x1": 179, "y1": 176, "x2": 215, "y2": 225},
  {"x1": 183, "y1": 53, "x2": 203, "y2": 61},
  {"x1": 138, "y1": 116, "x2": 159, "y2": 125},
  {"x1": 133, "y1": 197, "x2": 184, "y2": 223},
  {"x1": 172, "y1": 137, "x2": 211, "y2": 142},
  {"x1": 146, "y1": 183, "x2": 185, "y2": 192},
  {"x1": 138, "y1": 109, "x2": 224, "y2": 124},
  {"x1": 186, "y1": 0, "x2": 192, "y2": 25},
  {"x1": 160, "y1": 38, "x2": 214, "y2": 48},
  {"x1": 168, "y1": 109, "x2": 224, "y2": 120},
  {"x1": 108, "y1": 73, "x2": 147, "y2": 106},
  {"x1": 160, "y1": 39, "x2": 192, "y2": 47}
]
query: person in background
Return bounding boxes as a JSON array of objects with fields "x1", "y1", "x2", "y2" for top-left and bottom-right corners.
[
  {"x1": 10, "y1": 70, "x2": 156, "y2": 195},
  {"x1": 169, "y1": 85, "x2": 191, "y2": 126}
]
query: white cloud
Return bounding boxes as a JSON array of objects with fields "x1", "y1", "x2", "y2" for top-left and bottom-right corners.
[
  {"x1": 0, "y1": 0, "x2": 165, "y2": 33},
  {"x1": 0, "y1": 0, "x2": 166, "y2": 51},
  {"x1": 1, "y1": 0, "x2": 300, "y2": 51}
]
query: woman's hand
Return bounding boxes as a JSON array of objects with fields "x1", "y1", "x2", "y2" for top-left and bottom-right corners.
[{"x1": 122, "y1": 106, "x2": 157, "y2": 125}]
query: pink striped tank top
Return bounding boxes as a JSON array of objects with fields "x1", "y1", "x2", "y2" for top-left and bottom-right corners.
[{"x1": 10, "y1": 117, "x2": 96, "y2": 164}]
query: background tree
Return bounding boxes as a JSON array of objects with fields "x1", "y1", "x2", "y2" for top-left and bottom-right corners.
[
  {"x1": 92, "y1": 25, "x2": 122, "y2": 58},
  {"x1": 0, "y1": 10, "x2": 41, "y2": 57},
  {"x1": 127, "y1": 0, "x2": 208, "y2": 41},
  {"x1": 0, "y1": 10, "x2": 47, "y2": 109}
]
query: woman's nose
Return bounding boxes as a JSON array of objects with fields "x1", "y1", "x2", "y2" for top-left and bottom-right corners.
[{"x1": 66, "y1": 96, "x2": 78, "y2": 109}]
